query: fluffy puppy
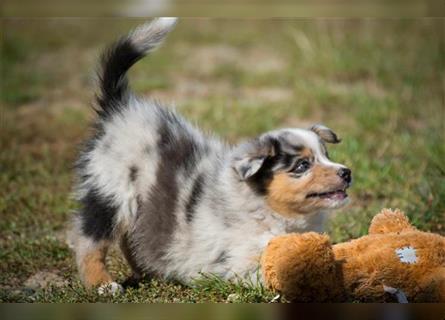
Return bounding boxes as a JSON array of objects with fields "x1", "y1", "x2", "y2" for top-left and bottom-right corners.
[{"x1": 69, "y1": 18, "x2": 352, "y2": 294}]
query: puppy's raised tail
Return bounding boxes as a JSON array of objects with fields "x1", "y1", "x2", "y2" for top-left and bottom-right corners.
[{"x1": 95, "y1": 17, "x2": 177, "y2": 117}]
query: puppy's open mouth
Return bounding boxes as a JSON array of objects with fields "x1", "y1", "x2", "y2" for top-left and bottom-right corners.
[{"x1": 306, "y1": 188, "x2": 348, "y2": 200}]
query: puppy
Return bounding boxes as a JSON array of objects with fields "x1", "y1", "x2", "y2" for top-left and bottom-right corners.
[{"x1": 70, "y1": 18, "x2": 352, "y2": 294}]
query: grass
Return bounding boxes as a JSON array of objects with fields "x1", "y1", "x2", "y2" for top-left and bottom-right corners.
[{"x1": 1, "y1": 18, "x2": 444, "y2": 302}]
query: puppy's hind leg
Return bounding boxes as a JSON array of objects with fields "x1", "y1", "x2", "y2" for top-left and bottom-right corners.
[
  {"x1": 69, "y1": 208, "x2": 123, "y2": 295},
  {"x1": 120, "y1": 234, "x2": 156, "y2": 289},
  {"x1": 75, "y1": 236, "x2": 123, "y2": 294},
  {"x1": 120, "y1": 236, "x2": 142, "y2": 289}
]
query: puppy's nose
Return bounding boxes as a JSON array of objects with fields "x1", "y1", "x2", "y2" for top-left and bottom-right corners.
[{"x1": 338, "y1": 168, "x2": 352, "y2": 184}]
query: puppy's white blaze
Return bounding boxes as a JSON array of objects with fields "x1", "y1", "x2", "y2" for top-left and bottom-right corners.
[{"x1": 288, "y1": 128, "x2": 345, "y2": 169}]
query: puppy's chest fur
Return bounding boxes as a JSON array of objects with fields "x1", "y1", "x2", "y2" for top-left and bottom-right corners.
[{"x1": 76, "y1": 99, "x2": 326, "y2": 282}]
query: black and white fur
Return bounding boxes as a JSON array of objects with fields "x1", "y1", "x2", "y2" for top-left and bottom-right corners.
[{"x1": 70, "y1": 18, "x2": 352, "y2": 294}]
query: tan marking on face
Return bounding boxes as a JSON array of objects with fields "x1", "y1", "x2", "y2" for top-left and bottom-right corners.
[
  {"x1": 299, "y1": 147, "x2": 313, "y2": 158},
  {"x1": 79, "y1": 247, "x2": 112, "y2": 288},
  {"x1": 266, "y1": 164, "x2": 343, "y2": 217}
]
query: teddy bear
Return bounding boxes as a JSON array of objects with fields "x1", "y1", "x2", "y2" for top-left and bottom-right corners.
[{"x1": 261, "y1": 209, "x2": 445, "y2": 302}]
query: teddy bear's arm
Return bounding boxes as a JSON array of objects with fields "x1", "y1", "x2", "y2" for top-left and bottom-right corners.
[{"x1": 261, "y1": 232, "x2": 344, "y2": 302}]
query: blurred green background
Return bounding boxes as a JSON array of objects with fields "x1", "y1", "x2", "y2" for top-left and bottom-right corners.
[{"x1": 1, "y1": 18, "x2": 444, "y2": 302}]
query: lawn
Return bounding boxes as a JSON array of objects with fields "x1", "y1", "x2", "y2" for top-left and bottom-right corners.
[{"x1": 1, "y1": 18, "x2": 444, "y2": 302}]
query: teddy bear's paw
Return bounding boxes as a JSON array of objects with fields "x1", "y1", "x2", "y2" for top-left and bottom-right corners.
[{"x1": 97, "y1": 281, "x2": 124, "y2": 296}]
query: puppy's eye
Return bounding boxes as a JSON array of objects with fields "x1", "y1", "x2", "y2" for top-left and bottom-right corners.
[{"x1": 293, "y1": 159, "x2": 311, "y2": 173}]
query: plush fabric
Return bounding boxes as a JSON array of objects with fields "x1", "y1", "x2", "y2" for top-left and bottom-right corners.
[{"x1": 261, "y1": 209, "x2": 445, "y2": 302}]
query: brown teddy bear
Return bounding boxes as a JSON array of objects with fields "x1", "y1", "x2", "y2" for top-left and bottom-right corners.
[{"x1": 261, "y1": 209, "x2": 445, "y2": 302}]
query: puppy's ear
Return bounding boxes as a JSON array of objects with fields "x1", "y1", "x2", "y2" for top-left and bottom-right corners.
[
  {"x1": 232, "y1": 136, "x2": 278, "y2": 180},
  {"x1": 309, "y1": 124, "x2": 341, "y2": 144}
]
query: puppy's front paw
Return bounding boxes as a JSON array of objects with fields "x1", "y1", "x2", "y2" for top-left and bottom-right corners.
[{"x1": 97, "y1": 281, "x2": 124, "y2": 296}]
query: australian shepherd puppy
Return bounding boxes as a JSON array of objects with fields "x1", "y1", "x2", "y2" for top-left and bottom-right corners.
[{"x1": 69, "y1": 18, "x2": 352, "y2": 294}]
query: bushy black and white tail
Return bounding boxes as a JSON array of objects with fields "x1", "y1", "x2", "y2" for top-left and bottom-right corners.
[{"x1": 96, "y1": 17, "x2": 177, "y2": 117}]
